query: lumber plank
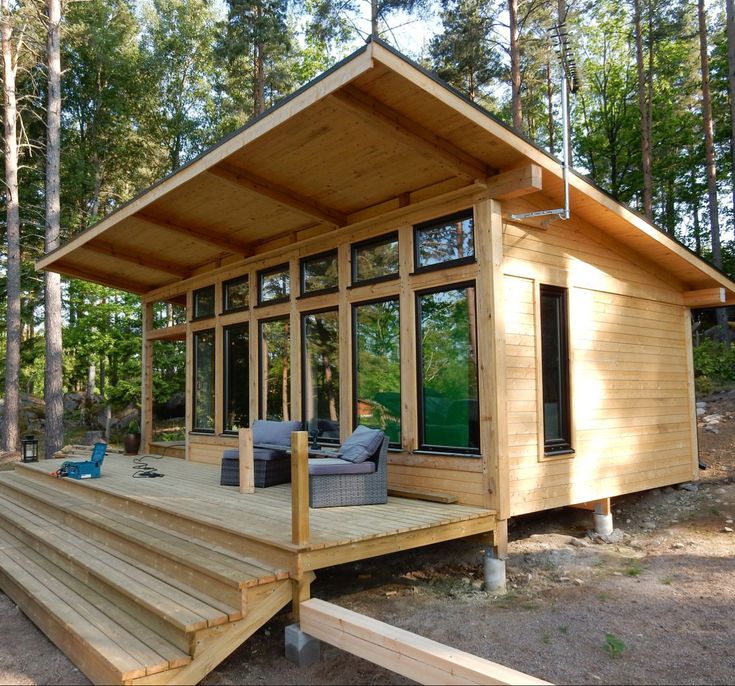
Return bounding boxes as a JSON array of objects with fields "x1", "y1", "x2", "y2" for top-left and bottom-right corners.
[
  {"x1": 300, "y1": 599, "x2": 550, "y2": 685},
  {"x1": 386, "y1": 487, "x2": 458, "y2": 504}
]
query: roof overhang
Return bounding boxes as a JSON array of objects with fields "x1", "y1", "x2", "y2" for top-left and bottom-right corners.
[{"x1": 37, "y1": 39, "x2": 735, "y2": 308}]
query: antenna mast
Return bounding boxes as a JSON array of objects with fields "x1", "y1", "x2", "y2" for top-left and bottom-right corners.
[{"x1": 511, "y1": 23, "x2": 579, "y2": 223}]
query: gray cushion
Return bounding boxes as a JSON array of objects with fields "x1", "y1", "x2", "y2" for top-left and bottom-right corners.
[
  {"x1": 308, "y1": 458, "x2": 376, "y2": 476},
  {"x1": 252, "y1": 419, "x2": 301, "y2": 446},
  {"x1": 338, "y1": 425, "x2": 384, "y2": 463},
  {"x1": 222, "y1": 447, "x2": 289, "y2": 462}
]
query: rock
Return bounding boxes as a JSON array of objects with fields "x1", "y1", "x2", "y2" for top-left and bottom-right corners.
[
  {"x1": 671, "y1": 542, "x2": 685, "y2": 549},
  {"x1": 641, "y1": 520, "x2": 656, "y2": 530},
  {"x1": 696, "y1": 401, "x2": 707, "y2": 409},
  {"x1": 723, "y1": 527, "x2": 734, "y2": 534},
  {"x1": 704, "y1": 426, "x2": 720, "y2": 434},
  {"x1": 574, "y1": 578, "x2": 584, "y2": 586},
  {"x1": 678, "y1": 482, "x2": 699, "y2": 492},
  {"x1": 569, "y1": 537, "x2": 588, "y2": 547},
  {"x1": 696, "y1": 407, "x2": 706, "y2": 417},
  {"x1": 471, "y1": 579, "x2": 484, "y2": 590},
  {"x1": 81, "y1": 431, "x2": 105, "y2": 446}
]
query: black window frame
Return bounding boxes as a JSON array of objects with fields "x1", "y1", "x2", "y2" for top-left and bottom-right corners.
[
  {"x1": 222, "y1": 275, "x2": 249, "y2": 314},
  {"x1": 299, "y1": 249, "x2": 339, "y2": 298},
  {"x1": 301, "y1": 306, "x2": 341, "y2": 444},
  {"x1": 257, "y1": 263, "x2": 291, "y2": 306},
  {"x1": 413, "y1": 209, "x2": 476, "y2": 274},
  {"x1": 539, "y1": 284, "x2": 573, "y2": 456},
  {"x1": 350, "y1": 231, "x2": 400, "y2": 287},
  {"x1": 415, "y1": 281, "x2": 481, "y2": 456},
  {"x1": 222, "y1": 322, "x2": 250, "y2": 435},
  {"x1": 192, "y1": 328, "x2": 216, "y2": 433},
  {"x1": 191, "y1": 285, "x2": 216, "y2": 321},
  {"x1": 351, "y1": 295, "x2": 402, "y2": 449},
  {"x1": 258, "y1": 315, "x2": 291, "y2": 421}
]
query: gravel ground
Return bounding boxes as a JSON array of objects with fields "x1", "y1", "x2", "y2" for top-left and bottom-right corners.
[{"x1": 1, "y1": 393, "x2": 734, "y2": 685}]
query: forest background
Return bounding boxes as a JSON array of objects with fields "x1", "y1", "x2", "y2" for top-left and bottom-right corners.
[{"x1": 2, "y1": 0, "x2": 735, "y2": 454}]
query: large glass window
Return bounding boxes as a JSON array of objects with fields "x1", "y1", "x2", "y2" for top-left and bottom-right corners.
[
  {"x1": 353, "y1": 298, "x2": 401, "y2": 445},
  {"x1": 224, "y1": 323, "x2": 249, "y2": 432},
  {"x1": 223, "y1": 276, "x2": 249, "y2": 313},
  {"x1": 259, "y1": 318, "x2": 291, "y2": 420},
  {"x1": 258, "y1": 264, "x2": 290, "y2": 305},
  {"x1": 193, "y1": 285, "x2": 215, "y2": 319},
  {"x1": 414, "y1": 210, "x2": 474, "y2": 271},
  {"x1": 301, "y1": 251, "x2": 338, "y2": 296},
  {"x1": 351, "y1": 232, "x2": 399, "y2": 285},
  {"x1": 417, "y1": 285, "x2": 479, "y2": 453},
  {"x1": 540, "y1": 285, "x2": 572, "y2": 455},
  {"x1": 193, "y1": 329, "x2": 215, "y2": 431},
  {"x1": 302, "y1": 309, "x2": 340, "y2": 441}
]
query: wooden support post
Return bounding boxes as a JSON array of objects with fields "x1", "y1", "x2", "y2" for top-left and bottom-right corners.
[
  {"x1": 492, "y1": 518, "x2": 508, "y2": 560},
  {"x1": 238, "y1": 428, "x2": 254, "y2": 494},
  {"x1": 141, "y1": 301, "x2": 154, "y2": 454},
  {"x1": 291, "y1": 570, "x2": 316, "y2": 622},
  {"x1": 594, "y1": 497, "x2": 611, "y2": 517},
  {"x1": 291, "y1": 431, "x2": 309, "y2": 545}
]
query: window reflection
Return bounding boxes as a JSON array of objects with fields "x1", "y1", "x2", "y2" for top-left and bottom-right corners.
[
  {"x1": 224, "y1": 324, "x2": 249, "y2": 432},
  {"x1": 260, "y1": 318, "x2": 291, "y2": 420},
  {"x1": 303, "y1": 310, "x2": 340, "y2": 440},
  {"x1": 193, "y1": 330, "x2": 215, "y2": 431}
]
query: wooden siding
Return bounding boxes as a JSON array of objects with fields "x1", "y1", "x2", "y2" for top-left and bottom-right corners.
[{"x1": 503, "y1": 206, "x2": 697, "y2": 516}]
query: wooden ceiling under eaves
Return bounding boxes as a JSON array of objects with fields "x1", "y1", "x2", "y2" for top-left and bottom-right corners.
[{"x1": 37, "y1": 40, "x2": 735, "y2": 300}]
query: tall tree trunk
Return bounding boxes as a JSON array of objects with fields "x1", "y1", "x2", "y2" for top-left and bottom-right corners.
[
  {"x1": 254, "y1": 2, "x2": 265, "y2": 115},
  {"x1": 1, "y1": 0, "x2": 21, "y2": 453},
  {"x1": 44, "y1": 0, "x2": 64, "y2": 458},
  {"x1": 371, "y1": 0, "x2": 378, "y2": 37},
  {"x1": 698, "y1": 0, "x2": 729, "y2": 338},
  {"x1": 546, "y1": 60, "x2": 554, "y2": 153},
  {"x1": 726, "y1": 0, "x2": 735, "y2": 217},
  {"x1": 633, "y1": 0, "x2": 653, "y2": 219},
  {"x1": 509, "y1": 0, "x2": 522, "y2": 131}
]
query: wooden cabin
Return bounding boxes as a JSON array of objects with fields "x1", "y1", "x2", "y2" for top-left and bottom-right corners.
[{"x1": 11, "y1": 37, "x2": 735, "y2": 683}]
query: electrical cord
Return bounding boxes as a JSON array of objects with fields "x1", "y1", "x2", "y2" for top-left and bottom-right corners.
[{"x1": 132, "y1": 454, "x2": 165, "y2": 478}]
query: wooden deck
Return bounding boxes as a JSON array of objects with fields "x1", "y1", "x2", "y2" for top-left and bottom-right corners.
[{"x1": 0, "y1": 454, "x2": 496, "y2": 685}]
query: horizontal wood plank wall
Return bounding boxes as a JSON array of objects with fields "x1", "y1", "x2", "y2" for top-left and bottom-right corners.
[{"x1": 503, "y1": 206, "x2": 695, "y2": 516}]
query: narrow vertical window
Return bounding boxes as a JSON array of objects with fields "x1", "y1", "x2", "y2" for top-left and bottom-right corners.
[
  {"x1": 540, "y1": 285, "x2": 572, "y2": 454},
  {"x1": 193, "y1": 285, "x2": 215, "y2": 319},
  {"x1": 353, "y1": 298, "x2": 401, "y2": 445},
  {"x1": 417, "y1": 284, "x2": 479, "y2": 453},
  {"x1": 302, "y1": 309, "x2": 340, "y2": 441},
  {"x1": 259, "y1": 318, "x2": 291, "y2": 420},
  {"x1": 224, "y1": 323, "x2": 249, "y2": 432},
  {"x1": 193, "y1": 330, "x2": 215, "y2": 431}
]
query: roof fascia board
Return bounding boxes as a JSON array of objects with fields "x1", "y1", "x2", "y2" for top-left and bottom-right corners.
[
  {"x1": 36, "y1": 43, "x2": 375, "y2": 273},
  {"x1": 369, "y1": 40, "x2": 735, "y2": 296}
]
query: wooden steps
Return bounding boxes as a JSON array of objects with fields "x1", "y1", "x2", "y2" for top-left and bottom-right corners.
[{"x1": 0, "y1": 469, "x2": 292, "y2": 685}]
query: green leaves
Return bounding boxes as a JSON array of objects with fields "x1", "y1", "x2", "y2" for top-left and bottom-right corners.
[{"x1": 604, "y1": 633, "x2": 626, "y2": 658}]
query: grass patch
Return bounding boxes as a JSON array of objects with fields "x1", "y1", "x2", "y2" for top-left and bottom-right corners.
[
  {"x1": 660, "y1": 576, "x2": 674, "y2": 585},
  {"x1": 604, "y1": 633, "x2": 626, "y2": 658},
  {"x1": 625, "y1": 560, "x2": 644, "y2": 577}
]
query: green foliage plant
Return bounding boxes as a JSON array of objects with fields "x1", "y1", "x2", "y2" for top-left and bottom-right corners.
[{"x1": 604, "y1": 633, "x2": 625, "y2": 658}]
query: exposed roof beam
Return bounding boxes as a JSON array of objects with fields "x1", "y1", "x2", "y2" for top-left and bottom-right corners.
[
  {"x1": 485, "y1": 164, "x2": 542, "y2": 199},
  {"x1": 136, "y1": 214, "x2": 254, "y2": 257},
  {"x1": 683, "y1": 287, "x2": 727, "y2": 308},
  {"x1": 54, "y1": 263, "x2": 148, "y2": 294},
  {"x1": 207, "y1": 164, "x2": 348, "y2": 228},
  {"x1": 330, "y1": 86, "x2": 493, "y2": 181},
  {"x1": 82, "y1": 242, "x2": 191, "y2": 278}
]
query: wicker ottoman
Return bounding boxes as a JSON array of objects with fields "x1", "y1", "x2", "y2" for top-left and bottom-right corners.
[{"x1": 220, "y1": 449, "x2": 291, "y2": 488}]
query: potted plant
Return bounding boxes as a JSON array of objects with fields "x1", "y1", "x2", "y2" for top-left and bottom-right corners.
[{"x1": 124, "y1": 419, "x2": 141, "y2": 455}]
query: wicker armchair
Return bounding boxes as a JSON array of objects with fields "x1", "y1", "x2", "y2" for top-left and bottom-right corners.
[{"x1": 308, "y1": 435, "x2": 388, "y2": 508}]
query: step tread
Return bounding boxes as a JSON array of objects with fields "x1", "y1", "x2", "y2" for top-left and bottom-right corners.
[
  {"x1": 0, "y1": 494, "x2": 235, "y2": 632},
  {"x1": 0, "y1": 528, "x2": 191, "y2": 680},
  {"x1": 2, "y1": 471, "x2": 288, "y2": 585}
]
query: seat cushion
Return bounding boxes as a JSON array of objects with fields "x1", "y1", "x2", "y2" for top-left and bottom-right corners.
[
  {"x1": 308, "y1": 457, "x2": 376, "y2": 476},
  {"x1": 338, "y1": 425, "x2": 385, "y2": 463},
  {"x1": 223, "y1": 447, "x2": 289, "y2": 463},
  {"x1": 252, "y1": 419, "x2": 301, "y2": 446}
]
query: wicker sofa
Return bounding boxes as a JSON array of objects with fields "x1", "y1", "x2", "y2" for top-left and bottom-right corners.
[
  {"x1": 220, "y1": 419, "x2": 301, "y2": 488},
  {"x1": 308, "y1": 432, "x2": 388, "y2": 508}
]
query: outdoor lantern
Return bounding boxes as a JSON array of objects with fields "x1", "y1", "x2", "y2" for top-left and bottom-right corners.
[{"x1": 21, "y1": 434, "x2": 39, "y2": 463}]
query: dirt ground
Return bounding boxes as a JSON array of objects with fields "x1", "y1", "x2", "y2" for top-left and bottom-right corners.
[{"x1": 1, "y1": 392, "x2": 735, "y2": 685}]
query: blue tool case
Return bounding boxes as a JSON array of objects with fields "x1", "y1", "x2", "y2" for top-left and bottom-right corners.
[{"x1": 57, "y1": 442, "x2": 107, "y2": 479}]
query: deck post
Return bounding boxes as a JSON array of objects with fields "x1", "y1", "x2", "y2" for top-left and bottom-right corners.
[
  {"x1": 291, "y1": 431, "x2": 309, "y2": 545},
  {"x1": 593, "y1": 497, "x2": 613, "y2": 536},
  {"x1": 238, "y1": 428, "x2": 254, "y2": 494},
  {"x1": 141, "y1": 301, "x2": 154, "y2": 454}
]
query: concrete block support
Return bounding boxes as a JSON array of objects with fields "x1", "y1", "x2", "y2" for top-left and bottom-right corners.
[
  {"x1": 593, "y1": 512, "x2": 614, "y2": 536},
  {"x1": 483, "y1": 549, "x2": 507, "y2": 593},
  {"x1": 285, "y1": 623, "x2": 321, "y2": 667}
]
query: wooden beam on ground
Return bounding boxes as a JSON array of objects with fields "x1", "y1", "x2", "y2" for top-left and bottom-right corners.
[
  {"x1": 300, "y1": 599, "x2": 551, "y2": 686},
  {"x1": 484, "y1": 164, "x2": 542, "y2": 200},
  {"x1": 207, "y1": 164, "x2": 347, "y2": 228},
  {"x1": 238, "y1": 429, "x2": 254, "y2": 495},
  {"x1": 330, "y1": 86, "x2": 492, "y2": 181},
  {"x1": 81, "y1": 242, "x2": 191, "y2": 279},
  {"x1": 291, "y1": 431, "x2": 309, "y2": 546},
  {"x1": 682, "y1": 287, "x2": 726, "y2": 308},
  {"x1": 136, "y1": 213, "x2": 254, "y2": 257}
]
